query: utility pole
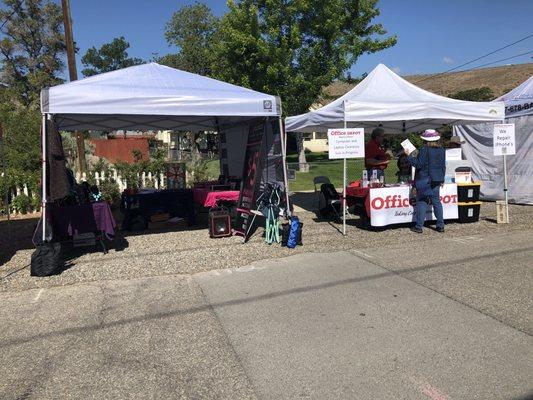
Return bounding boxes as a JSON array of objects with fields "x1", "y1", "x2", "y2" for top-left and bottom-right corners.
[
  {"x1": 0, "y1": 122, "x2": 11, "y2": 239},
  {"x1": 61, "y1": 0, "x2": 86, "y2": 174}
]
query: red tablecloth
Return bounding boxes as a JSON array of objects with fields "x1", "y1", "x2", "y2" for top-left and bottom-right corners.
[
  {"x1": 193, "y1": 188, "x2": 240, "y2": 208},
  {"x1": 345, "y1": 186, "x2": 371, "y2": 216}
]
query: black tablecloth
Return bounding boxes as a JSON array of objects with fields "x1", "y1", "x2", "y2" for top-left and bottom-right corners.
[{"x1": 121, "y1": 189, "x2": 196, "y2": 230}]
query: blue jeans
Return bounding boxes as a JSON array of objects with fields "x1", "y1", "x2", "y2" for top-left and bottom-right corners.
[{"x1": 415, "y1": 183, "x2": 444, "y2": 230}]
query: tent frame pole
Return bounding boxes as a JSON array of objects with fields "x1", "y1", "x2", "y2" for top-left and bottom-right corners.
[
  {"x1": 41, "y1": 114, "x2": 48, "y2": 242},
  {"x1": 503, "y1": 152, "x2": 509, "y2": 223},
  {"x1": 342, "y1": 102, "x2": 347, "y2": 236},
  {"x1": 278, "y1": 117, "x2": 291, "y2": 217}
]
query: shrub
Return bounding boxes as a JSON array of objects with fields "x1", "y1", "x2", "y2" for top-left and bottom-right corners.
[
  {"x1": 186, "y1": 158, "x2": 213, "y2": 186},
  {"x1": 99, "y1": 180, "x2": 121, "y2": 207},
  {"x1": 11, "y1": 194, "x2": 31, "y2": 214}
]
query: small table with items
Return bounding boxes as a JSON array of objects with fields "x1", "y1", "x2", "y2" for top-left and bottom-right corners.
[
  {"x1": 193, "y1": 182, "x2": 240, "y2": 208},
  {"x1": 121, "y1": 188, "x2": 196, "y2": 230},
  {"x1": 47, "y1": 201, "x2": 116, "y2": 253},
  {"x1": 346, "y1": 183, "x2": 459, "y2": 227}
]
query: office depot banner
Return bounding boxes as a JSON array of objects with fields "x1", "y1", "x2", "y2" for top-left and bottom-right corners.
[{"x1": 369, "y1": 184, "x2": 458, "y2": 227}]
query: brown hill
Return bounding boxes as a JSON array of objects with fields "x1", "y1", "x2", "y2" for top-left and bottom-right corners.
[{"x1": 323, "y1": 63, "x2": 533, "y2": 105}]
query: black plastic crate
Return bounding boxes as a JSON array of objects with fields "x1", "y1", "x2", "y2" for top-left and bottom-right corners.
[
  {"x1": 457, "y1": 183, "x2": 481, "y2": 202},
  {"x1": 457, "y1": 201, "x2": 481, "y2": 223}
]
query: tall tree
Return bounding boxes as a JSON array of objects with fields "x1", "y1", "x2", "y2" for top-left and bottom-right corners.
[
  {"x1": 212, "y1": 0, "x2": 396, "y2": 170},
  {"x1": 81, "y1": 36, "x2": 143, "y2": 77},
  {"x1": 0, "y1": 0, "x2": 66, "y2": 107},
  {"x1": 160, "y1": 2, "x2": 218, "y2": 75}
]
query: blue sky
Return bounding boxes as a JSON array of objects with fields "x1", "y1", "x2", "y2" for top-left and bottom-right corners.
[{"x1": 68, "y1": 0, "x2": 533, "y2": 77}]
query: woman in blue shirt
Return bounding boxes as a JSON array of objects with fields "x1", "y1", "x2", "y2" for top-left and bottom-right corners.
[{"x1": 406, "y1": 129, "x2": 446, "y2": 233}]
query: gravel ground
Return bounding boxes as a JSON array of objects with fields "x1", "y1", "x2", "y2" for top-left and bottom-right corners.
[{"x1": 1, "y1": 201, "x2": 532, "y2": 293}]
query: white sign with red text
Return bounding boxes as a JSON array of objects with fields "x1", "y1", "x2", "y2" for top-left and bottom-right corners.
[
  {"x1": 368, "y1": 184, "x2": 458, "y2": 227},
  {"x1": 327, "y1": 128, "x2": 365, "y2": 159}
]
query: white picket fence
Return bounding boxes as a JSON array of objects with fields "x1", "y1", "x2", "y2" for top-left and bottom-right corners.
[
  {"x1": 1, "y1": 172, "x2": 38, "y2": 216},
  {"x1": 75, "y1": 169, "x2": 167, "y2": 192},
  {"x1": 1, "y1": 169, "x2": 168, "y2": 216}
]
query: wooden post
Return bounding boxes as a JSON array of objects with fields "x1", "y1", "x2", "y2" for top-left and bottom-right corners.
[
  {"x1": 61, "y1": 0, "x2": 86, "y2": 174},
  {"x1": 0, "y1": 123, "x2": 11, "y2": 238}
]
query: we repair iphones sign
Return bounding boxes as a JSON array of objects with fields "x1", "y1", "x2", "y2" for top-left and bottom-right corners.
[
  {"x1": 493, "y1": 123, "x2": 516, "y2": 156},
  {"x1": 327, "y1": 128, "x2": 365, "y2": 159}
]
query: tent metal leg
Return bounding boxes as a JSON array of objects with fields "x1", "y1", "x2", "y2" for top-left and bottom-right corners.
[
  {"x1": 41, "y1": 114, "x2": 47, "y2": 242},
  {"x1": 278, "y1": 117, "x2": 291, "y2": 217}
]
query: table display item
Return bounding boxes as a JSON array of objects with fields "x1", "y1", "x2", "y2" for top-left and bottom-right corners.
[
  {"x1": 209, "y1": 207, "x2": 232, "y2": 238},
  {"x1": 457, "y1": 182, "x2": 481, "y2": 202},
  {"x1": 454, "y1": 167, "x2": 472, "y2": 184},
  {"x1": 362, "y1": 170, "x2": 369, "y2": 188},
  {"x1": 166, "y1": 163, "x2": 186, "y2": 189},
  {"x1": 150, "y1": 212, "x2": 170, "y2": 223},
  {"x1": 457, "y1": 201, "x2": 481, "y2": 223}
]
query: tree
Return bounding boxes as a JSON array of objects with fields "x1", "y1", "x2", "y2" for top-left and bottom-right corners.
[
  {"x1": 0, "y1": 0, "x2": 66, "y2": 107},
  {"x1": 212, "y1": 0, "x2": 396, "y2": 170},
  {"x1": 81, "y1": 36, "x2": 143, "y2": 77},
  {"x1": 160, "y1": 2, "x2": 218, "y2": 75},
  {"x1": 450, "y1": 86, "x2": 495, "y2": 102}
]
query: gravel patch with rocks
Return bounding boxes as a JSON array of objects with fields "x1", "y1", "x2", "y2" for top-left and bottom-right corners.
[{"x1": 1, "y1": 202, "x2": 532, "y2": 293}]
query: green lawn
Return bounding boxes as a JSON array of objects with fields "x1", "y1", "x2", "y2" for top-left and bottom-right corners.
[
  {"x1": 202, "y1": 152, "x2": 400, "y2": 192},
  {"x1": 286, "y1": 152, "x2": 399, "y2": 191}
]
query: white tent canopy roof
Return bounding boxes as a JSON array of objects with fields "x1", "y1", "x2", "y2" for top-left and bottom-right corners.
[
  {"x1": 496, "y1": 75, "x2": 533, "y2": 118},
  {"x1": 41, "y1": 62, "x2": 281, "y2": 131},
  {"x1": 285, "y1": 63, "x2": 505, "y2": 133}
]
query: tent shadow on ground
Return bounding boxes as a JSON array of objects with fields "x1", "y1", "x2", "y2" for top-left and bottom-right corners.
[
  {"x1": 291, "y1": 191, "x2": 319, "y2": 213},
  {"x1": 0, "y1": 216, "x2": 40, "y2": 267}
]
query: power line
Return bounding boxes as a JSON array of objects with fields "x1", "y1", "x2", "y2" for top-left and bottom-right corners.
[
  {"x1": 470, "y1": 50, "x2": 533, "y2": 70},
  {"x1": 414, "y1": 33, "x2": 533, "y2": 84}
]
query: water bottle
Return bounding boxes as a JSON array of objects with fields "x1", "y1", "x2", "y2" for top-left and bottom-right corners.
[
  {"x1": 362, "y1": 170, "x2": 368, "y2": 187},
  {"x1": 371, "y1": 169, "x2": 378, "y2": 182}
]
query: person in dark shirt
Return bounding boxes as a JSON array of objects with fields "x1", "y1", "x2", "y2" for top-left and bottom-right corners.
[
  {"x1": 406, "y1": 129, "x2": 446, "y2": 233},
  {"x1": 365, "y1": 127, "x2": 391, "y2": 180}
]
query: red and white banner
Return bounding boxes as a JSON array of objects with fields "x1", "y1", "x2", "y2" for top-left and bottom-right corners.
[{"x1": 368, "y1": 184, "x2": 458, "y2": 227}]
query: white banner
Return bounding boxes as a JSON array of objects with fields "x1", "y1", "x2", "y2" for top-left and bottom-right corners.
[
  {"x1": 493, "y1": 123, "x2": 516, "y2": 156},
  {"x1": 368, "y1": 184, "x2": 458, "y2": 227},
  {"x1": 327, "y1": 128, "x2": 365, "y2": 159}
]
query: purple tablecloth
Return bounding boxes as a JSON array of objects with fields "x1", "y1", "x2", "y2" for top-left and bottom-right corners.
[{"x1": 50, "y1": 202, "x2": 116, "y2": 239}]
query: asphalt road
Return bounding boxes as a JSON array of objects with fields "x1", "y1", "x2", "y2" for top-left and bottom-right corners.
[{"x1": 0, "y1": 229, "x2": 532, "y2": 399}]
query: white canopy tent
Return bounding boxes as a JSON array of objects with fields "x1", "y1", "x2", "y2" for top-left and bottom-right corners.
[
  {"x1": 285, "y1": 63, "x2": 505, "y2": 133},
  {"x1": 454, "y1": 76, "x2": 533, "y2": 204},
  {"x1": 40, "y1": 63, "x2": 290, "y2": 240},
  {"x1": 286, "y1": 63, "x2": 506, "y2": 235}
]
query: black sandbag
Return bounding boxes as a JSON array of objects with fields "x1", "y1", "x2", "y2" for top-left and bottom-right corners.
[{"x1": 31, "y1": 242, "x2": 63, "y2": 277}]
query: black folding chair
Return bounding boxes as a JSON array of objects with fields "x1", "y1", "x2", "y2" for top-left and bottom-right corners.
[
  {"x1": 320, "y1": 183, "x2": 342, "y2": 221},
  {"x1": 313, "y1": 176, "x2": 331, "y2": 210}
]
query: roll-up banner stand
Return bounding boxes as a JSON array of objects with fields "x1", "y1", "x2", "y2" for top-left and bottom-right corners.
[{"x1": 235, "y1": 120, "x2": 269, "y2": 242}]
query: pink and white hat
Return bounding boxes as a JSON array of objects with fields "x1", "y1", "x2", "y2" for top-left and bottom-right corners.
[{"x1": 420, "y1": 129, "x2": 440, "y2": 141}]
